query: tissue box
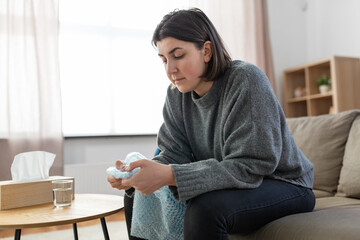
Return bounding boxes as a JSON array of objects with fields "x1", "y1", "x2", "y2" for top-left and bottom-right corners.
[{"x1": 0, "y1": 176, "x2": 75, "y2": 210}]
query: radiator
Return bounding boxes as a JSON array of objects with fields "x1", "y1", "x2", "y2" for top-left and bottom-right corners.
[{"x1": 64, "y1": 162, "x2": 124, "y2": 196}]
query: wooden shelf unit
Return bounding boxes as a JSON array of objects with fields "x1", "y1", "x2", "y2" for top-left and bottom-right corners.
[{"x1": 283, "y1": 56, "x2": 360, "y2": 118}]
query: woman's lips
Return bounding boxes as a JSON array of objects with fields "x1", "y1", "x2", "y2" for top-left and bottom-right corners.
[{"x1": 175, "y1": 78, "x2": 185, "y2": 84}]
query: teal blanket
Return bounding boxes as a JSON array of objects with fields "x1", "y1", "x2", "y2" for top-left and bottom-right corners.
[
  {"x1": 131, "y1": 186, "x2": 187, "y2": 240},
  {"x1": 108, "y1": 152, "x2": 187, "y2": 239}
]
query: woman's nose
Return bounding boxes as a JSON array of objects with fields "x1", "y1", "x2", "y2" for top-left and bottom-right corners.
[{"x1": 166, "y1": 60, "x2": 177, "y2": 76}]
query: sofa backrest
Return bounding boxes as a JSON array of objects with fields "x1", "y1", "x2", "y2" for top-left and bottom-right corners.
[
  {"x1": 286, "y1": 110, "x2": 360, "y2": 194},
  {"x1": 337, "y1": 114, "x2": 360, "y2": 198}
]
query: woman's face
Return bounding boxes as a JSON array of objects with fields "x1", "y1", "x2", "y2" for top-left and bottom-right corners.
[{"x1": 157, "y1": 37, "x2": 213, "y2": 97}]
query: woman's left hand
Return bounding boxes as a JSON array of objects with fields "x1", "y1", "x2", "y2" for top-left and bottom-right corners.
[{"x1": 122, "y1": 159, "x2": 176, "y2": 195}]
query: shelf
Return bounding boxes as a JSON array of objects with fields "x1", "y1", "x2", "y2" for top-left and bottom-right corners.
[
  {"x1": 308, "y1": 92, "x2": 332, "y2": 100},
  {"x1": 283, "y1": 56, "x2": 360, "y2": 117},
  {"x1": 287, "y1": 96, "x2": 307, "y2": 103},
  {"x1": 309, "y1": 96, "x2": 333, "y2": 116},
  {"x1": 286, "y1": 101, "x2": 308, "y2": 118},
  {"x1": 308, "y1": 61, "x2": 331, "y2": 95},
  {"x1": 287, "y1": 92, "x2": 332, "y2": 103}
]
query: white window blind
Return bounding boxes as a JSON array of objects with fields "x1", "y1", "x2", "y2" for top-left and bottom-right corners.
[{"x1": 60, "y1": 0, "x2": 189, "y2": 136}]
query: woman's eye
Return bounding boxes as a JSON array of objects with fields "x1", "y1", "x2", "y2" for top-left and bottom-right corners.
[{"x1": 174, "y1": 55, "x2": 184, "y2": 59}]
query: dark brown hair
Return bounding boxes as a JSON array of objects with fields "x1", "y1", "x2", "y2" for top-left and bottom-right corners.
[{"x1": 152, "y1": 8, "x2": 232, "y2": 81}]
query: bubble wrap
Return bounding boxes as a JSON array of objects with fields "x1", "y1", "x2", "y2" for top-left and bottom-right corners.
[{"x1": 130, "y1": 185, "x2": 187, "y2": 240}]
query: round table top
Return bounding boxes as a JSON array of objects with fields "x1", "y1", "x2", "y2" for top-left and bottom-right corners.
[{"x1": 0, "y1": 194, "x2": 124, "y2": 229}]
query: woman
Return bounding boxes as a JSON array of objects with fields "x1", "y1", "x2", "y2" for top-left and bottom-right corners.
[{"x1": 108, "y1": 8, "x2": 315, "y2": 240}]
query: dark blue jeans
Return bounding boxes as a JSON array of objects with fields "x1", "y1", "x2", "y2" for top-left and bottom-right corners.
[{"x1": 124, "y1": 179, "x2": 315, "y2": 240}]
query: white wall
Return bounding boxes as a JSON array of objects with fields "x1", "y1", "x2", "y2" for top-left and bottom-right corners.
[
  {"x1": 64, "y1": 135, "x2": 157, "y2": 165},
  {"x1": 267, "y1": 0, "x2": 307, "y2": 104},
  {"x1": 305, "y1": 0, "x2": 360, "y2": 61},
  {"x1": 267, "y1": 0, "x2": 360, "y2": 105}
]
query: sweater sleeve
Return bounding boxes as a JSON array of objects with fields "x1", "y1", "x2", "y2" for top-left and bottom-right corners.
[{"x1": 170, "y1": 64, "x2": 288, "y2": 201}]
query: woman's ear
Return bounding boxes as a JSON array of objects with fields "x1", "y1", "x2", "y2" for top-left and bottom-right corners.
[{"x1": 203, "y1": 41, "x2": 213, "y2": 63}]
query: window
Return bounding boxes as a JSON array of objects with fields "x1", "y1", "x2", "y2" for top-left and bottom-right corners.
[{"x1": 60, "y1": 0, "x2": 189, "y2": 136}]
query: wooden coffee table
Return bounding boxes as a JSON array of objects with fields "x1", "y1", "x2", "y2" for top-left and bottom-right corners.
[{"x1": 0, "y1": 194, "x2": 124, "y2": 240}]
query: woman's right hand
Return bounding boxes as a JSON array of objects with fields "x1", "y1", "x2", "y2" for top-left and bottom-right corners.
[{"x1": 107, "y1": 160, "x2": 132, "y2": 190}]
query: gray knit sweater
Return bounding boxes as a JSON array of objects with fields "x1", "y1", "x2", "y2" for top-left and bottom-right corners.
[{"x1": 153, "y1": 60, "x2": 313, "y2": 202}]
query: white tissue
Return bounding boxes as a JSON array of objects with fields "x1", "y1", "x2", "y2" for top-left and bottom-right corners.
[
  {"x1": 11, "y1": 151, "x2": 56, "y2": 182},
  {"x1": 106, "y1": 152, "x2": 145, "y2": 179}
]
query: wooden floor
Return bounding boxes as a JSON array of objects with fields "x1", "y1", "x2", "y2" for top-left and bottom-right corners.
[{"x1": 0, "y1": 209, "x2": 125, "y2": 238}]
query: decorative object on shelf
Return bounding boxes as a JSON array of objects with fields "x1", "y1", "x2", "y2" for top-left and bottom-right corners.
[
  {"x1": 317, "y1": 75, "x2": 331, "y2": 94},
  {"x1": 284, "y1": 56, "x2": 360, "y2": 118},
  {"x1": 293, "y1": 87, "x2": 306, "y2": 98}
]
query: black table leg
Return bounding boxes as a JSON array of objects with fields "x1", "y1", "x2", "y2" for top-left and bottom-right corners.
[
  {"x1": 73, "y1": 223, "x2": 79, "y2": 240},
  {"x1": 14, "y1": 229, "x2": 21, "y2": 240},
  {"x1": 100, "y1": 217, "x2": 110, "y2": 240}
]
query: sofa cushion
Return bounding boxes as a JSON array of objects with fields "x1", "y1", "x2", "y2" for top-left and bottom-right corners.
[
  {"x1": 313, "y1": 189, "x2": 334, "y2": 198},
  {"x1": 230, "y1": 204, "x2": 360, "y2": 240},
  {"x1": 314, "y1": 196, "x2": 360, "y2": 210},
  {"x1": 229, "y1": 197, "x2": 360, "y2": 240},
  {"x1": 286, "y1": 110, "x2": 359, "y2": 193},
  {"x1": 337, "y1": 114, "x2": 360, "y2": 198}
]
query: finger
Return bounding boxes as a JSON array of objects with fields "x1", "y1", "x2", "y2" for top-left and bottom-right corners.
[
  {"x1": 107, "y1": 175, "x2": 116, "y2": 183},
  {"x1": 118, "y1": 179, "x2": 132, "y2": 190},
  {"x1": 115, "y1": 160, "x2": 124, "y2": 169},
  {"x1": 122, "y1": 178, "x2": 130, "y2": 186},
  {"x1": 109, "y1": 181, "x2": 119, "y2": 188},
  {"x1": 126, "y1": 159, "x2": 146, "y2": 171},
  {"x1": 111, "y1": 179, "x2": 126, "y2": 189},
  {"x1": 116, "y1": 182, "x2": 131, "y2": 190}
]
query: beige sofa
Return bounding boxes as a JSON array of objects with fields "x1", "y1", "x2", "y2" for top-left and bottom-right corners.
[{"x1": 230, "y1": 109, "x2": 360, "y2": 240}]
